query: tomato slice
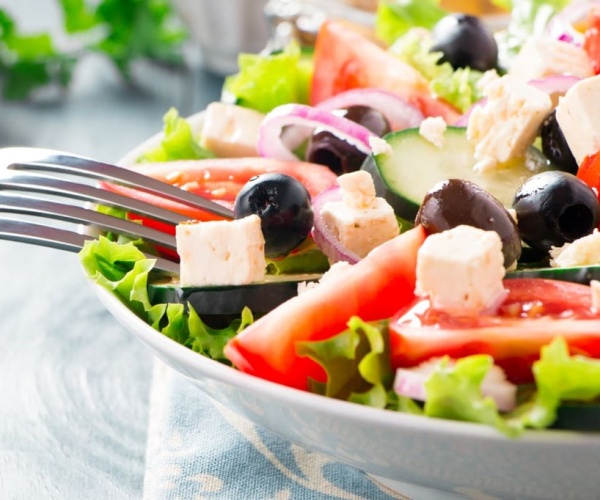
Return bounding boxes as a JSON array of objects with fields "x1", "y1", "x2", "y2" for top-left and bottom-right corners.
[
  {"x1": 389, "y1": 278, "x2": 600, "y2": 384},
  {"x1": 577, "y1": 151, "x2": 600, "y2": 214},
  {"x1": 224, "y1": 225, "x2": 427, "y2": 391},
  {"x1": 310, "y1": 20, "x2": 460, "y2": 122},
  {"x1": 104, "y1": 158, "x2": 338, "y2": 232},
  {"x1": 583, "y1": 8, "x2": 600, "y2": 75}
]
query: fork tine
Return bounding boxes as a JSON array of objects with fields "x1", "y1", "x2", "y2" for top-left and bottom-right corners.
[
  {"x1": 0, "y1": 218, "x2": 180, "y2": 275},
  {"x1": 0, "y1": 174, "x2": 186, "y2": 226},
  {"x1": 0, "y1": 193, "x2": 177, "y2": 250},
  {"x1": 1, "y1": 147, "x2": 234, "y2": 219}
]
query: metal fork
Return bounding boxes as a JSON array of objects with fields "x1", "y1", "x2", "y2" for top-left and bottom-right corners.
[{"x1": 0, "y1": 147, "x2": 235, "y2": 275}]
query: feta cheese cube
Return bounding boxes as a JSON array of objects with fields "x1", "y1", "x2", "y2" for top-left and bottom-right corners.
[
  {"x1": 321, "y1": 199, "x2": 399, "y2": 258},
  {"x1": 555, "y1": 74, "x2": 600, "y2": 165},
  {"x1": 337, "y1": 170, "x2": 376, "y2": 209},
  {"x1": 549, "y1": 230, "x2": 600, "y2": 268},
  {"x1": 467, "y1": 75, "x2": 553, "y2": 172},
  {"x1": 176, "y1": 214, "x2": 266, "y2": 287},
  {"x1": 509, "y1": 37, "x2": 593, "y2": 82},
  {"x1": 200, "y1": 102, "x2": 264, "y2": 157},
  {"x1": 320, "y1": 171, "x2": 399, "y2": 258},
  {"x1": 419, "y1": 116, "x2": 447, "y2": 148},
  {"x1": 415, "y1": 225, "x2": 507, "y2": 313}
]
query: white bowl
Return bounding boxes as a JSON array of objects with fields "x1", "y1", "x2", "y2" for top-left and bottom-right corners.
[{"x1": 103, "y1": 110, "x2": 600, "y2": 500}]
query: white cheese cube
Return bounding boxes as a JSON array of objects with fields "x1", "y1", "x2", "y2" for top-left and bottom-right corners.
[
  {"x1": 337, "y1": 170, "x2": 377, "y2": 209},
  {"x1": 549, "y1": 230, "x2": 600, "y2": 268},
  {"x1": 321, "y1": 198, "x2": 399, "y2": 258},
  {"x1": 467, "y1": 75, "x2": 553, "y2": 172},
  {"x1": 419, "y1": 116, "x2": 446, "y2": 148},
  {"x1": 200, "y1": 102, "x2": 264, "y2": 157},
  {"x1": 509, "y1": 37, "x2": 593, "y2": 82},
  {"x1": 415, "y1": 225, "x2": 507, "y2": 314},
  {"x1": 176, "y1": 214, "x2": 266, "y2": 287},
  {"x1": 556, "y1": 74, "x2": 600, "y2": 165}
]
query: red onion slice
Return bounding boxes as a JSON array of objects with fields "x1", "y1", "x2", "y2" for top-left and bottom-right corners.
[
  {"x1": 528, "y1": 74, "x2": 580, "y2": 106},
  {"x1": 315, "y1": 88, "x2": 425, "y2": 131},
  {"x1": 257, "y1": 104, "x2": 377, "y2": 161},
  {"x1": 394, "y1": 362, "x2": 517, "y2": 413},
  {"x1": 312, "y1": 186, "x2": 361, "y2": 265}
]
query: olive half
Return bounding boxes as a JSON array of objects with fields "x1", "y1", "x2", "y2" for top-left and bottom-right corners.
[{"x1": 415, "y1": 178, "x2": 522, "y2": 268}]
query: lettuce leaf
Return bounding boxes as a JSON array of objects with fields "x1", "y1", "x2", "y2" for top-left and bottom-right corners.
[
  {"x1": 139, "y1": 107, "x2": 214, "y2": 163},
  {"x1": 266, "y1": 239, "x2": 330, "y2": 275},
  {"x1": 423, "y1": 355, "x2": 523, "y2": 437},
  {"x1": 297, "y1": 317, "x2": 392, "y2": 407},
  {"x1": 79, "y1": 237, "x2": 251, "y2": 360},
  {"x1": 375, "y1": 0, "x2": 446, "y2": 46},
  {"x1": 390, "y1": 30, "x2": 484, "y2": 113},
  {"x1": 222, "y1": 42, "x2": 311, "y2": 113},
  {"x1": 526, "y1": 337, "x2": 600, "y2": 428}
]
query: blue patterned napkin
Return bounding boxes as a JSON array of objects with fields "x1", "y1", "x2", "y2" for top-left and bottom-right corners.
[{"x1": 142, "y1": 361, "x2": 430, "y2": 500}]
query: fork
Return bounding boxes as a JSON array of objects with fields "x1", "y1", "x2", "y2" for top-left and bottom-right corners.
[{"x1": 0, "y1": 147, "x2": 235, "y2": 275}]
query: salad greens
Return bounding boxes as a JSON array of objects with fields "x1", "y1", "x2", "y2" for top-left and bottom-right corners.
[
  {"x1": 0, "y1": 0, "x2": 185, "y2": 100},
  {"x1": 139, "y1": 107, "x2": 214, "y2": 163},
  {"x1": 375, "y1": 0, "x2": 447, "y2": 46},
  {"x1": 80, "y1": 237, "x2": 250, "y2": 364},
  {"x1": 390, "y1": 29, "x2": 485, "y2": 113},
  {"x1": 222, "y1": 42, "x2": 312, "y2": 114}
]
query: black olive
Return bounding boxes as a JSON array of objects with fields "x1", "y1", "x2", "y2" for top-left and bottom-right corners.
[
  {"x1": 415, "y1": 178, "x2": 522, "y2": 268},
  {"x1": 540, "y1": 111, "x2": 579, "y2": 175},
  {"x1": 512, "y1": 171, "x2": 600, "y2": 253},
  {"x1": 306, "y1": 130, "x2": 367, "y2": 175},
  {"x1": 430, "y1": 14, "x2": 498, "y2": 72},
  {"x1": 306, "y1": 105, "x2": 391, "y2": 175},
  {"x1": 340, "y1": 105, "x2": 391, "y2": 137},
  {"x1": 234, "y1": 173, "x2": 314, "y2": 257}
]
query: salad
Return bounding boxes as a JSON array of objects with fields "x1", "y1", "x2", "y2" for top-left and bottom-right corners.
[{"x1": 80, "y1": 0, "x2": 600, "y2": 437}]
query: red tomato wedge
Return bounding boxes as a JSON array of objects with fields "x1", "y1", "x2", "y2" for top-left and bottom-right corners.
[
  {"x1": 224, "y1": 225, "x2": 427, "y2": 391},
  {"x1": 577, "y1": 152, "x2": 600, "y2": 215},
  {"x1": 583, "y1": 8, "x2": 600, "y2": 75},
  {"x1": 310, "y1": 21, "x2": 460, "y2": 123},
  {"x1": 389, "y1": 278, "x2": 600, "y2": 384},
  {"x1": 103, "y1": 158, "x2": 338, "y2": 232}
]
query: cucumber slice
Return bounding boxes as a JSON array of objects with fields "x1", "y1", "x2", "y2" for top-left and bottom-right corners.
[
  {"x1": 368, "y1": 126, "x2": 553, "y2": 220},
  {"x1": 506, "y1": 265, "x2": 600, "y2": 285},
  {"x1": 553, "y1": 403, "x2": 600, "y2": 431},
  {"x1": 148, "y1": 274, "x2": 321, "y2": 327}
]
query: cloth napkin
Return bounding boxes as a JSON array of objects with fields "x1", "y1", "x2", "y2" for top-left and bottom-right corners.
[{"x1": 142, "y1": 360, "x2": 435, "y2": 500}]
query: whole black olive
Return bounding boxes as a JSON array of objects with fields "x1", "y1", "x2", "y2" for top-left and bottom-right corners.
[
  {"x1": 306, "y1": 105, "x2": 391, "y2": 175},
  {"x1": 540, "y1": 111, "x2": 578, "y2": 175},
  {"x1": 234, "y1": 173, "x2": 314, "y2": 257},
  {"x1": 430, "y1": 14, "x2": 498, "y2": 72},
  {"x1": 415, "y1": 178, "x2": 522, "y2": 268},
  {"x1": 512, "y1": 171, "x2": 600, "y2": 253}
]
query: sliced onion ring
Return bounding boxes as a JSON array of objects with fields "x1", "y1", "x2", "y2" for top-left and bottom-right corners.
[
  {"x1": 257, "y1": 103, "x2": 377, "y2": 161},
  {"x1": 315, "y1": 88, "x2": 425, "y2": 131},
  {"x1": 394, "y1": 363, "x2": 517, "y2": 412},
  {"x1": 312, "y1": 186, "x2": 361, "y2": 265},
  {"x1": 528, "y1": 74, "x2": 580, "y2": 106}
]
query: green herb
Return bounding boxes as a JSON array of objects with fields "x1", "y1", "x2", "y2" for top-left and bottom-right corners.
[{"x1": 0, "y1": 0, "x2": 186, "y2": 100}]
